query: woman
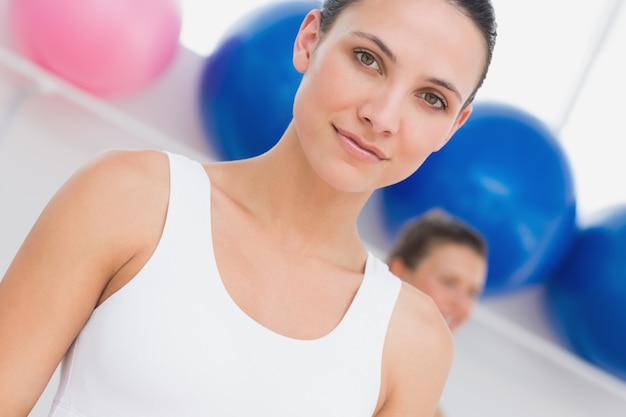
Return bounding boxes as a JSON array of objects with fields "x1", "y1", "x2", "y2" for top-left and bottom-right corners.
[
  {"x1": 0, "y1": 0, "x2": 497, "y2": 416},
  {"x1": 388, "y1": 209, "x2": 488, "y2": 333},
  {"x1": 387, "y1": 209, "x2": 489, "y2": 417}
]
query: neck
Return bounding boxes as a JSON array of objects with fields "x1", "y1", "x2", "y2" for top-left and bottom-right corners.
[{"x1": 212, "y1": 123, "x2": 373, "y2": 261}]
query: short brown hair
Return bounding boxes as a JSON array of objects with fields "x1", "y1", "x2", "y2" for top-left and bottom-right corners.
[{"x1": 387, "y1": 208, "x2": 487, "y2": 270}]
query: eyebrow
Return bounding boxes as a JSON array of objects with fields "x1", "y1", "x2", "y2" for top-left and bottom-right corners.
[
  {"x1": 351, "y1": 31, "x2": 463, "y2": 104},
  {"x1": 352, "y1": 31, "x2": 396, "y2": 63},
  {"x1": 425, "y1": 77, "x2": 462, "y2": 103}
]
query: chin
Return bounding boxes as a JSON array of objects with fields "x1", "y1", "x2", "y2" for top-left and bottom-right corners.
[{"x1": 314, "y1": 163, "x2": 378, "y2": 194}]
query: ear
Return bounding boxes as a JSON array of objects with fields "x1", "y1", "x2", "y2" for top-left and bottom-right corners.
[
  {"x1": 388, "y1": 257, "x2": 407, "y2": 278},
  {"x1": 434, "y1": 103, "x2": 473, "y2": 151},
  {"x1": 293, "y1": 10, "x2": 322, "y2": 74}
]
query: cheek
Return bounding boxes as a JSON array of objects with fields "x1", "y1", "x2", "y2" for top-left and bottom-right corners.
[
  {"x1": 306, "y1": 51, "x2": 356, "y2": 105},
  {"x1": 388, "y1": 139, "x2": 436, "y2": 185},
  {"x1": 419, "y1": 280, "x2": 448, "y2": 304},
  {"x1": 392, "y1": 117, "x2": 459, "y2": 181},
  {"x1": 431, "y1": 278, "x2": 469, "y2": 307},
  {"x1": 428, "y1": 290, "x2": 454, "y2": 317},
  {"x1": 294, "y1": 63, "x2": 351, "y2": 136}
]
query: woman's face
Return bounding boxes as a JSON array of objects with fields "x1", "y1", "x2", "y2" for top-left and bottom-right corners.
[
  {"x1": 390, "y1": 243, "x2": 487, "y2": 332},
  {"x1": 292, "y1": 0, "x2": 486, "y2": 193}
]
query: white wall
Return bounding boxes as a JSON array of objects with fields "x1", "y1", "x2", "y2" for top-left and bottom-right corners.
[{"x1": 1, "y1": 1, "x2": 625, "y2": 416}]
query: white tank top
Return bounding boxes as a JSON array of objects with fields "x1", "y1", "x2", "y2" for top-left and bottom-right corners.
[{"x1": 49, "y1": 151, "x2": 401, "y2": 417}]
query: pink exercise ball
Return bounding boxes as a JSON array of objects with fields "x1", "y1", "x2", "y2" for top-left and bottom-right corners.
[{"x1": 8, "y1": 0, "x2": 182, "y2": 98}]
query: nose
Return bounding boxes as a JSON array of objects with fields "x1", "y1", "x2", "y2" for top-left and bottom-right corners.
[{"x1": 357, "y1": 85, "x2": 403, "y2": 135}]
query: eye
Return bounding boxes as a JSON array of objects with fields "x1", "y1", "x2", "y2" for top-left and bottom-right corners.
[
  {"x1": 354, "y1": 49, "x2": 380, "y2": 72},
  {"x1": 440, "y1": 276, "x2": 456, "y2": 288},
  {"x1": 419, "y1": 92, "x2": 448, "y2": 110},
  {"x1": 468, "y1": 287, "x2": 482, "y2": 299}
]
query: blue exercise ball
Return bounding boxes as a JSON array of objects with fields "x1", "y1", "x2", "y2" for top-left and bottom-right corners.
[
  {"x1": 545, "y1": 206, "x2": 626, "y2": 381},
  {"x1": 199, "y1": 1, "x2": 318, "y2": 161},
  {"x1": 380, "y1": 102, "x2": 577, "y2": 295}
]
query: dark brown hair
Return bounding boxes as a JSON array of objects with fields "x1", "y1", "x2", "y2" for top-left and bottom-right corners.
[{"x1": 387, "y1": 208, "x2": 487, "y2": 270}]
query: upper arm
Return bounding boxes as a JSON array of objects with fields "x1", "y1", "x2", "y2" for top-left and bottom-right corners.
[
  {"x1": 375, "y1": 282, "x2": 454, "y2": 417},
  {"x1": 0, "y1": 148, "x2": 169, "y2": 415}
]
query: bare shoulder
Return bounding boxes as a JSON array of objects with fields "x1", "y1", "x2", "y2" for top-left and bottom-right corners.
[
  {"x1": 76, "y1": 148, "x2": 169, "y2": 191},
  {"x1": 3, "y1": 147, "x2": 172, "y2": 298},
  {"x1": 67, "y1": 149, "x2": 172, "y2": 297},
  {"x1": 59, "y1": 148, "x2": 170, "y2": 251},
  {"x1": 0, "y1": 149, "x2": 170, "y2": 413},
  {"x1": 376, "y1": 282, "x2": 454, "y2": 417},
  {"x1": 386, "y1": 282, "x2": 454, "y2": 375},
  {"x1": 69, "y1": 148, "x2": 169, "y2": 220},
  {"x1": 1, "y1": 147, "x2": 172, "y2": 315},
  {"x1": 390, "y1": 281, "x2": 453, "y2": 348}
]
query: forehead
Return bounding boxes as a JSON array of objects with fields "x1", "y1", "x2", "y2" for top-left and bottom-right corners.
[
  {"x1": 424, "y1": 242, "x2": 487, "y2": 283},
  {"x1": 428, "y1": 241, "x2": 484, "y2": 262},
  {"x1": 325, "y1": 0, "x2": 486, "y2": 101}
]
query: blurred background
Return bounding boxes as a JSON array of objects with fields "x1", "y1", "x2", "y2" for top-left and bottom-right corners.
[{"x1": 1, "y1": 0, "x2": 625, "y2": 415}]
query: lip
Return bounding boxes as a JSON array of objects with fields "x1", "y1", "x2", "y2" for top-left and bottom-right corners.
[{"x1": 334, "y1": 126, "x2": 387, "y2": 162}]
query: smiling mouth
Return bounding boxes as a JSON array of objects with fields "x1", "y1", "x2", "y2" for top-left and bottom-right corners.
[{"x1": 334, "y1": 127, "x2": 387, "y2": 162}]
